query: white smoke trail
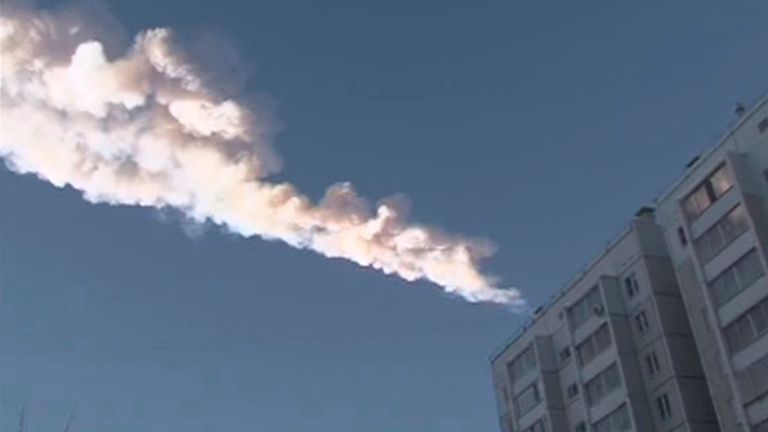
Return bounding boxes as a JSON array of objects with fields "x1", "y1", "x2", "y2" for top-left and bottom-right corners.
[{"x1": 0, "y1": 1, "x2": 522, "y2": 305}]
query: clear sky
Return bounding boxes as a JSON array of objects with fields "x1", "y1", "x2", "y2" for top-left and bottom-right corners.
[{"x1": 1, "y1": 0, "x2": 767, "y2": 431}]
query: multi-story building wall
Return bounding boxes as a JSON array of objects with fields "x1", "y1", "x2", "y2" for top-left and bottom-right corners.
[
  {"x1": 490, "y1": 216, "x2": 719, "y2": 432},
  {"x1": 656, "y1": 96, "x2": 768, "y2": 432}
]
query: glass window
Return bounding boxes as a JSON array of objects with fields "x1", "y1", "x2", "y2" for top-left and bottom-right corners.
[
  {"x1": 710, "y1": 165, "x2": 734, "y2": 197},
  {"x1": 509, "y1": 345, "x2": 537, "y2": 383},
  {"x1": 752, "y1": 302, "x2": 768, "y2": 335},
  {"x1": 569, "y1": 287, "x2": 603, "y2": 330},
  {"x1": 683, "y1": 164, "x2": 734, "y2": 220},
  {"x1": 724, "y1": 296, "x2": 768, "y2": 354},
  {"x1": 709, "y1": 249, "x2": 766, "y2": 306},
  {"x1": 657, "y1": 394, "x2": 672, "y2": 420},
  {"x1": 624, "y1": 274, "x2": 639, "y2": 298},
  {"x1": 635, "y1": 310, "x2": 650, "y2": 333},
  {"x1": 524, "y1": 419, "x2": 546, "y2": 432},
  {"x1": 646, "y1": 352, "x2": 661, "y2": 375},
  {"x1": 577, "y1": 325, "x2": 612, "y2": 367},
  {"x1": 710, "y1": 267, "x2": 740, "y2": 306},
  {"x1": 737, "y1": 249, "x2": 766, "y2": 288},
  {"x1": 559, "y1": 346, "x2": 572, "y2": 364},
  {"x1": 595, "y1": 324, "x2": 612, "y2": 350},
  {"x1": 684, "y1": 186, "x2": 711, "y2": 220},
  {"x1": 695, "y1": 205, "x2": 749, "y2": 263},
  {"x1": 515, "y1": 382, "x2": 541, "y2": 415},
  {"x1": 593, "y1": 404, "x2": 632, "y2": 432},
  {"x1": 585, "y1": 363, "x2": 622, "y2": 406},
  {"x1": 736, "y1": 352, "x2": 768, "y2": 403}
]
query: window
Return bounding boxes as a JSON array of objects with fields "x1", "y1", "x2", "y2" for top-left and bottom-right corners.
[
  {"x1": 509, "y1": 345, "x2": 538, "y2": 382},
  {"x1": 683, "y1": 164, "x2": 734, "y2": 220},
  {"x1": 577, "y1": 325, "x2": 612, "y2": 367},
  {"x1": 524, "y1": 419, "x2": 546, "y2": 432},
  {"x1": 656, "y1": 394, "x2": 672, "y2": 420},
  {"x1": 585, "y1": 363, "x2": 622, "y2": 406},
  {"x1": 756, "y1": 419, "x2": 768, "y2": 432},
  {"x1": 569, "y1": 287, "x2": 603, "y2": 330},
  {"x1": 560, "y1": 346, "x2": 572, "y2": 364},
  {"x1": 645, "y1": 352, "x2": 661, "y2": 376},
  {"x1": 724, "y1": 296, "x2": 768, "y2": 354},
  {"x1": 515, "y1": 382, "x2": 542, "y2": 415},
  {"x1": 593, "y1": 404, "x2": 632, "y2": 432},
  {"x1": 501, "y1": 414, "x2": 515, "y2": 432},
  {"x1": 635, "y1": 310, "x2": 650, "y2": 333},
  {"x1": 624, "y1": 274, "x2": 640, "y2": 298},
  {"x1": 709, "y1": 249, "x2": 766, "y2": 306},
  {"x1": 677, "y1": 227, "x2": 688, "y2": 247},
  {"x1": 694, "y1": 205, "x2": 749, "y2": 263},
  {"x1": 736, "y1": 352, "x2": 768, "y2": 403},
  {"x1": 566, "y1": 382, "x2": 580, "y2": 399},
  {"x1": 574, "y1": 422, "x2": 587, "y2": 432}
]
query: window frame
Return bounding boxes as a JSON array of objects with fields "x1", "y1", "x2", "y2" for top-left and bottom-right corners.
[
  {"x1": 635, "y1": 310, "x2": 650, "y2": 334},
  {"x1": 694, "y1": 204, "x2": 750, "y2": 264},
  {"x1": 585, "y1": 363, "x2": 622, "y2": 407},
  {"x1": 515, "y1": 381, "x2": 542, "y2": 416},
  {"x1": 508, "y1": 345, "x2": 538, "y2": 383},
  {"x1": 682, "y1": 164, "x2": 735, "y2": 221},
  {"x1": 624, "y1": 273, "x2": 640, "y2": 298},
  {"x1": 724, "y1": 296, "x2": 768, "y2": 354},
  {"x1": 709, "y1": 249, "x2": 766, "y2": 307},
  {"x1": 645, "y1": 351, "x2": 661, "y2": 376},
  {"x1": 656, "y1": 393, "x2": 672, "y2": 421},
  {"x1": 577, "y1": 324, "x2": 612, "y2": 367}
]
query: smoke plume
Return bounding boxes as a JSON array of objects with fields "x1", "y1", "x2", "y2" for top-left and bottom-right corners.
[{"x1": 0, "y1": 1, "x2": 522, "y2": 305}]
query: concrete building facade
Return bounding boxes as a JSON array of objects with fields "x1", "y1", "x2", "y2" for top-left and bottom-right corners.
[
  {"x1": 491, "y1": 216, "x2": 719, "y2": 432},
  {"x1": 490, "y1": 95, "x2": 768, "y2": 432},
  {"x1": 656, "y1": 97, "x2": 768, "y2": 432}
]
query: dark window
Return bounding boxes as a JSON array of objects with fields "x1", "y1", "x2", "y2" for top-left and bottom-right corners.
[
  {"x1": 524, "y1": 419, "x2": 546, "y2": 432},
  {"x1": 635, "y1": 310, "x2": 650, "y2": 333},
  {"x1": 567, "y1": 382, "x2": 580, "y2": 399},
  {"x1": 657, "y1": 394, "x2": 672, "y2": 420},
  {"x1": 624, "y1": 274, "x2": 640, "y2": 298},
  {"x1": 677, "y1": 227, "x2": 688, "y2": 247},
  {"x1": 560, "y1": 346, "x2": 572, "y2": 363},
  {"x1": 646, "y1": 352, "x2": 661, "y2": 375},
  {"x1": 755, "y1": 418, "x2": 768, "y2": 432}
]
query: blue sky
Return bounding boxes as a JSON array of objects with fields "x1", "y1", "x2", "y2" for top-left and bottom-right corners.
[{"x1": 2, "y1": 0, "x2": 768, "y2": 431}]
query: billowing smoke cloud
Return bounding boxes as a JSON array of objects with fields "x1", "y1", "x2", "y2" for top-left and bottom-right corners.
[{"x1": 0, "y1": 1, "x2": 522, "y2": 305}]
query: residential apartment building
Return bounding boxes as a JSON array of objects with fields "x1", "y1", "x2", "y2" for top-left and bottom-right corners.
[
  {"x1": 656, "y1": 96, "x2": 768, "y2": 432},
  {"x1": 490, "y1": 216, "x2": 719, "y2": 432}
]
